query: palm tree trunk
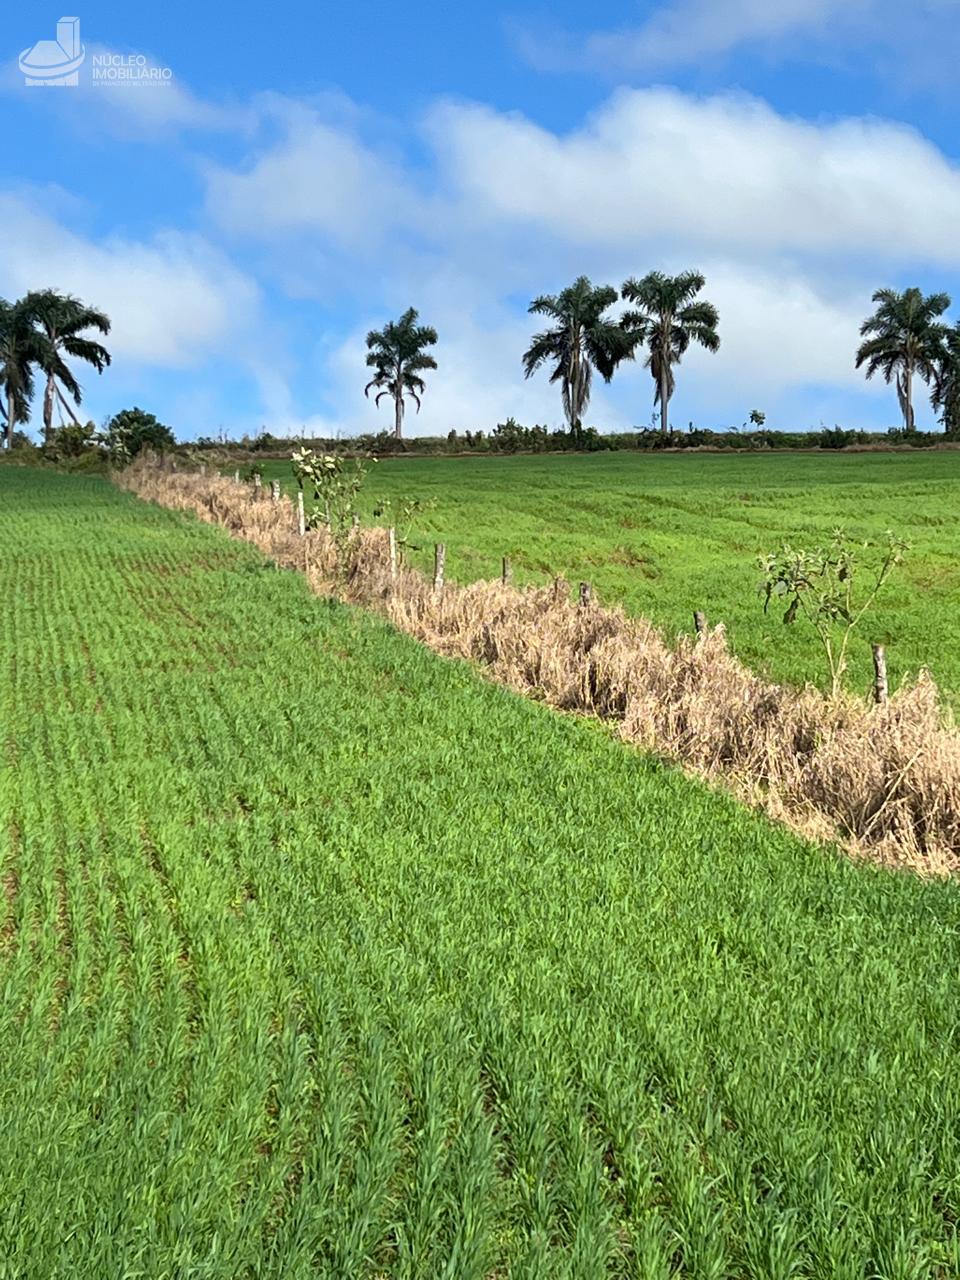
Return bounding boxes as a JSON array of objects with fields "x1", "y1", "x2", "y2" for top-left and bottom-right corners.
[
  {"x1": 660, "y1": 368, "x2": 670, "y2": 435},
  {"x1": 4, "y1": 389, "x2": 12, "y2": 449},
  {"x1": 904, "y1": 363, "x2": 915, "y2": 432},
  {"x1": 43, "y1": 374, "x2": 56, "y2": 435},
  {"x1": 394, "y1": 391, "x2": 403, "y2": 440},
  {"x1": 55, "y1": 384, "x2": 82, "y2": 427},
  {"x1": 567, "y1": 332, "x2": 580, "y2": 439}
]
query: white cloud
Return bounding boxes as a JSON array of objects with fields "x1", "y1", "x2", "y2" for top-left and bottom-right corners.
[
  {"x1": 204, "y1": 109, "x2": 416, "y2": 247},
  {"x1": 517, "y1": 0, "x2": 960, "y2": 75},
  {"x1": 0, "y1": 194, "x2": 260, "y2": 367},
  {"x1": 425, "y1": 89, "x2": 960, "y2": 268},
  {"x1": 577, "y1": 0, "x2": 867, "y2": 70}
]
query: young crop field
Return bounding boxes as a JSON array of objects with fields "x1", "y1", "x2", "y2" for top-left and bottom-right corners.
[
  {"x1": 5, "y1": 466, "x2": 960, "y2": 1277},
  {"x1": 257, "y1": 449, "x2": 960, "y2": 700}
]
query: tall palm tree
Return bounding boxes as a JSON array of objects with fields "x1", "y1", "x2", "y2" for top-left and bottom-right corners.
[
  {"x1": 855, "y1": 287, "x2": 950, "y2": 432},
  {"x1": 933, "y1": 320, "x2": 960, "y2": 435},
  {"x1": 0, "y1": 298, "x2": 46, "y2": 449},
  {"x1": 22, "y1": 290, "x2": 111, "y2": 435},
  {"x1": 522, "y1": 276, "x2": 636, "y2": 435},
  {"x1": 364, "y1": 308, "x2": 438, "y2": 441},
  {"x1": 621, "y1": 271, "x2": 720, "y2": 435}
]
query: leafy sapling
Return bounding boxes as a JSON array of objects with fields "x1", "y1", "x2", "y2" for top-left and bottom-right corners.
[
  {"x1": 758, "y1": 529, "x2": 907, "y2": 697},
  {"x1": 371, "y1": 495, "x2": 437, "y2": 566},
  {"x1": 291, "y1": 447, "x2": 374, "y2": 538}
]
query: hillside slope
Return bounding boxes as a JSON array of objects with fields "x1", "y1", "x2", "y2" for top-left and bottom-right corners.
[{"x1": 2, "y1": 469, "x2": 959, "y2": 1278}]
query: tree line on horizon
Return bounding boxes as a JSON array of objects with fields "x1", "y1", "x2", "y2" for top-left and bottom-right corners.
[
  {"x1": 365, "y1": 277, "x2": 960, "y2": 441},
  {"x1": 3, "y1": 277, "x2": 960, "y2": 450}
]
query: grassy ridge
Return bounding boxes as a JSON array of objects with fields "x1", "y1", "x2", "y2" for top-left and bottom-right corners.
[
  {"x1": 257, "y1": 450, "x2": 960, "y2": 699},
  {"x1": 4, "y1": 467, "x2": 960, "y2": 1277}
]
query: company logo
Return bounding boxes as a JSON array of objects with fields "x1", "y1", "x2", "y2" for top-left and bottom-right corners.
[{"x1": 19, "y1": 16, "x2": 85, "y2": 87}]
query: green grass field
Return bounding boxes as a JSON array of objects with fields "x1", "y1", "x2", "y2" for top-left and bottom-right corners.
[
  {"x1": 5, "y1": 467, "x2": 960, "y2": 1277},
  {"x1": 257, "y1": 449, "x2": 960, "y2": 700}
]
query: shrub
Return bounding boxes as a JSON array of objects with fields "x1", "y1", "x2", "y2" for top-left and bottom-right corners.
[{"x1": 103, "y1": 407, "x2": 176, "y2": 460}]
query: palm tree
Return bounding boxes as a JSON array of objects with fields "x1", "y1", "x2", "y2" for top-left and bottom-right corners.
[
  {"x1": 522, "y1": 276, "x2": 636, "y2": 436},
  {"x1": 0, "y1": 298, "x2": 45, "y2": 449},
  {"x1": 933, "y1": 320, "x2": 960, "y2": 435},
  {"x1": 855, "y1": 287, "x2": 950, "y2": 432},
  {"x1": 364, "y1": 308, "x2": 438, "y2": 441},
  {"x1": 22, "y1": 290, "x2": 111, "y2": 435},
  {"x1": 621, "y1": 271, "x2": 720, "y2": 435}
]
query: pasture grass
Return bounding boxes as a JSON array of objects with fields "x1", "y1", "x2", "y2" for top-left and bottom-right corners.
[
  {"x1": 256, "y1": 449, "x2": 960, "y2": 700},
  {"x1": 4, "y1": 467, "x2": 960, "y2": 1277}
]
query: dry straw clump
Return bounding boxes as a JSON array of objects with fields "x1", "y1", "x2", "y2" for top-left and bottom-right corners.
[{"x1": 119, "y1": 460, "x2": 960, "y2": 875}]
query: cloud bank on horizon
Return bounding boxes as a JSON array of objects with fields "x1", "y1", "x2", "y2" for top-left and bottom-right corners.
[{"x1": 3, "y1": 0, "x2": 959, "y2": 438}]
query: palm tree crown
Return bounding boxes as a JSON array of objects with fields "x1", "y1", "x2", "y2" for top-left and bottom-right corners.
[
  {"x1": 522, "y1": 276, "x2": 636, "y2": 434},
  {"x1": 23, "y1": 290, "x2": 111, "y2": 436},
  {"x1": 855, "y1": 287, "x2": 950, "y2": 432},
  {"x1": 621, "y1": 270, "x2": 720, "y2": 434},
  {"x1": 364, "y1": 308, "x2": 438, "y2": 441}
]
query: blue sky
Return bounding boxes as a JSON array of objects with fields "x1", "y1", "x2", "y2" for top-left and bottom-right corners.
[{"x1": 4, "y1": 1, "x2": 960, "y2": 438}]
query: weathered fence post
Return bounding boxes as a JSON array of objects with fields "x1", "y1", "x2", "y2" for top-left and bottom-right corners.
[
  {"x1": 579, "y1": 581, "x2": 592, "y2": 609},
  {"x1": 388, "y1": 527, "x2": 398, "y2": 581},
  {"x1": 234, "y1": 469, "x2": 240, "y2": 484},
  {"x1": 352, "y1": 514, "x2": 361, "y2": 531},
  {"x1": 552, "y1": 576, "x2": 565, "y2": 604},
  {"x1": 323, "y1": 500, "x2": 332, "y2": 529},
  {"x1": 872, "y1": 643, "x2": 888, "y2": 705},
  {"x1": 296, "y1": 490, "x2": 306, "y2": 537},
  {"x1": 200, "y1": 463, "x2": 207, "y2": 476},
  {"x1": 501, "y1": 556, "x2": 512, "y2": 586},
  {"x1": 253, "y1": 473, "x2": 262, "y2": 499},
  {"x1": 694, "y1": 610, "x2": 707, "y2": 636},
  {"x1": 434, "y1": 543, "x2": 446, "y2": 594},
  {"x1": 270, "y1": 479, "x2": 281, "y2": 503}
]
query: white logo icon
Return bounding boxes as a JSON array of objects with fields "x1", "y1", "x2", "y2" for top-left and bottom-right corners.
[{"x1": 20, "y1": 17, "x2": 85, "y2": 87}]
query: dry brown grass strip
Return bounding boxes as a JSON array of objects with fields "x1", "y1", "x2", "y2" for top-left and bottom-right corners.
[{"x1": 118, "y1": 461, "x2": 960, "y2": 875}]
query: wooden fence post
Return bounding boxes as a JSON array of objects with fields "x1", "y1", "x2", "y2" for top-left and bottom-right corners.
[
  {"x1": 872, "y1": 644, "x2": 888, "y2": 705},
  {"x1": 200, "y1": 463, "x2": 207, "y2": 476},
  {"x1": 434, "y1": 543, "x2": 446, "y2": 594},
  {"x1": 270, "y1": 479, "x2": 281, "y2": 503},
  {"x1": 694, "y1": 610, "x2": 706, "y2": 636},
  {"x1": 234, "y1": 469, "x2": 240, "y2": 484},
  {"x1": 388, "y1": 527, "x2": 397, "y2": 581},
  {"x1": 296, "y1": 490, "x2": 306, "y2": 537},
  {"x1": 552, "y1": 577, "x2": 564, "y2": 604},
  {"x1": 352, "y1": 514, "x2": 361, "y2": 530},
  {"x1": 253, "y1": 473, "x2": 262, "y2": 499},
  {"x1": 579, "y1": 581, "x2": 592, "y2": 609},
  {"x1": 501, "y1": 556, "x2": 512, "y2": 585}
]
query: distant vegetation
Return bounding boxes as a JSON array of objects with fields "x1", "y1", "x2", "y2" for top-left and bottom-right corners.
[
  {"x1": 5, "y1": 275, "x2": 960, "y2": 450},
  {"x1": 521, "y1": 276, "x2": 636, "y2": 439},
  {"x1": 364, "y1": 307, "x2": 438, "y2": 440},
  {"x1": 621, "y1": 270, "x2": 721, "y2": 434},
  {"x1": 0, "y1": 290, "x2": 110, "y2": 448},
  {"x1": 856, "y1": 286, "x2": 955, "y2": 432}
]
